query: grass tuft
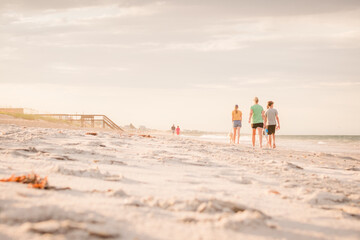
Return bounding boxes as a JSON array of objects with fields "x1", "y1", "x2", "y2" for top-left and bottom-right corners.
[{"x1": 0, "y1": 112, "x2": 71, "y2": 124}]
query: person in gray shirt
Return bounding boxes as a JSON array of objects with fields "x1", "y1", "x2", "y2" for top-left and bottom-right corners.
[{"x1": 264, "y1": 101, "x2": 280, "y2": 148}]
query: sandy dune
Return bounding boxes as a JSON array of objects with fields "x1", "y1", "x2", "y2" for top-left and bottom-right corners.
[{"x1": 0, "y1": 124, "x2": 359, "y2": 240}]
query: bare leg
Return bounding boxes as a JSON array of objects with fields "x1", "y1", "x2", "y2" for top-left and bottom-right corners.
[
  {"x1": 252, "y1": 128, "x2": 256, "y2": 147},
  {"x1": 257, "y1": 128, "x2": 263, "y2": 148},
  {"x1": 237, "y1": 127, "x2": 240, "y2": 144},
  {"x1": 273, "y1": 134, "x2": 276, "y2": 148},
  {"x1": 269, "y1": 134, "x2": 272, "y2": 148},
  {"x1": 233, "y1": 128, "x2": 237, "y2": 144}
]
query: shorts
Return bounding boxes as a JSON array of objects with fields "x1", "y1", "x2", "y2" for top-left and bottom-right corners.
[
  {"x1": 233, "y1": 120, "x2": 242, "y2": 128},
  {"x1": 267, "y1": 125, "x2": 276, "y2": 135},
  {"x1": 251, "y1": 123, "x2": 263, "y2": 129}
]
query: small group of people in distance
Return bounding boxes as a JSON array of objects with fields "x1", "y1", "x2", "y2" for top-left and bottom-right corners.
[
  {"x1": 231, "y1": 97, "x2": 280, "y2": 148},
  {"x1": 171, "y1": 124, "x2": 181, "y2": 135}
]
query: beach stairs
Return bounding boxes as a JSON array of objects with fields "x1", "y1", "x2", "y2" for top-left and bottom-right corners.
[
  {"x1": 102, "y1": 115, "x2": 123, "y2": 131},
  {"x1": 35, "y1": 114, "x2": 123, "y2": 131}
]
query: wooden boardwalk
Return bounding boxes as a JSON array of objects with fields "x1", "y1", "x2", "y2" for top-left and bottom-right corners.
[{"x1": 35, "y1": 114, "x2": 123, "y2": 131}]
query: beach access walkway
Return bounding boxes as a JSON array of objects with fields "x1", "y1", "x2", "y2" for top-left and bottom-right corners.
[{"x1": 34, "y1": 114, "x2": 123, "y2": 131}]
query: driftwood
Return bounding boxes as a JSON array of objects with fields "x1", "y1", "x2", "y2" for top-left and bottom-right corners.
[
  {"x1": 0, "y1": 174, "x2": 49, "y2": 189},
  {"x1": 86, "y1": 132, "x2": 98, "y2": 136},
  {"x1": 0, "y1": 174, "x2": 70, "y2": 191}
]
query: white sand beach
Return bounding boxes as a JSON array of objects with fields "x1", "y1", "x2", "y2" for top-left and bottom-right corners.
[
  {"x1": 0, "y1": 120, "x2": 359, "y2": 240},
  {"x1": 2, "y1": 0, "x2": 360, "y2": 239}
]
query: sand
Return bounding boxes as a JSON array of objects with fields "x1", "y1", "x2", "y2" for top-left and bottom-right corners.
[{"x1": 0, "y1": 120, "x2": 359, "y2": 240}]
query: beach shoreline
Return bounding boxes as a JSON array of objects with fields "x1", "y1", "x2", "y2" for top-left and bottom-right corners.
[{"x1": 0, "y1": 121, "x2": 359, "y2": 240}]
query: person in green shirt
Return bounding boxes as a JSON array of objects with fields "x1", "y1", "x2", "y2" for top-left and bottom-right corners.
[{"x1": 248, "y1": 97, "x2": 265, "y2": 148}]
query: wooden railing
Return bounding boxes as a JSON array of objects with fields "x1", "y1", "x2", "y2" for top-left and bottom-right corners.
[{"x1": 34, "y1": 114, "x2": 123, "y2": 131}]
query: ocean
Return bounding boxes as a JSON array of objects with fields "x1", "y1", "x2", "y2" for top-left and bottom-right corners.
[{"x1": 182, "y1": 133, "x2": 360, "y2": 155}]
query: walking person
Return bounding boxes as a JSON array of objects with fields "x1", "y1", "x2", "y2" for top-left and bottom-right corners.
[
  {"x1": 232, "y1": 104, "x2": 242, "y2": 144},
  {"x1": 263, "y1": 105, "x2": 270, "y2": 148},
  {"x1": 264, "y1": 101, "x2": 280, "y2": 148},
  {"x1": 176, "y1": 126, "x2": 180, "y2": 135},
  {"x1": 171, "y1": 124, "x2": 176, "y2": 135},
  {"x1": 248, "y1": 97, "x2": 265, "y2": 148}
]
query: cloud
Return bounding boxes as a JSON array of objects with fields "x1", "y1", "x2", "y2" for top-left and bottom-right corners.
[
  {"x1": 190, "y1": 78, "x2": 280, "y2": 90},
  {"x1": 316, "y1": 81, "x2": 360, "y2": 87},
  {"x1": 1, "y1": 0, "x2": 360, "y2": 89},
  {"x1": 192, "y1": 77, "x2": 360, "y2": 91},
  {"x1": 167, "y1": 0, "x2": 360, "y2": 17},
  {"x1": 191, "y1": 84, "x2": 234, "y2": 90},
  {"x1": 0, "y1": 47, "x2": 20, "y2": 60},
  {"x1": 50, "y1": 63, "x2": 128, "y2": 73},
  {"x1": 5, "y1": 5, "x2": 157, "y2": 26},
  {"x1": 2, "y1": 0, "x2": 359, "y2": 53},
  {"x1": 230, "y1": 78, "x2": 272, "y2": 85},
  {"x1": 163, "y1": 38, "x2": 247, "y2": 52},
  {"x1": 2, "y1": 0, "x2": 360, "y2": 20}
]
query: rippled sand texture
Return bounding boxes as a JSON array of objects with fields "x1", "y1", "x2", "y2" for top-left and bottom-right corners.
[{"x1": 0, "y1": 124, "x2": 359, "y2": 240}]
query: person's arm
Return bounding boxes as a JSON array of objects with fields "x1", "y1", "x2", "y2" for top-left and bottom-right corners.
[
  {"x1": 276, "y1": 115, "x2": 280, "y2": 129},
  {"x1": 232, "y1": 111, "x2": 234, "y2": 121},
  {"x1": 264, "y1": 114, "x2": 267, "y2": 128},
  {"x1": 262, "y1": 110, "x2": 265, "y2": 125},
  {"x1": 248, "y1": 109, "x2": 253, "y2": 123}
]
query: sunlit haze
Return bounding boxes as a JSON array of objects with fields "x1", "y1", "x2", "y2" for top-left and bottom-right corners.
[{"x1": 1, "y1": 0, "x2": 360, "y2": 134}]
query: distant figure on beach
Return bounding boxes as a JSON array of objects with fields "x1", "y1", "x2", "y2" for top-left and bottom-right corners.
[
  {"x1": 264, "y1": 101, "x2": 280, "y2": 148},
  {"x1": 248, "y1": 97, "x2": 265, "y2": 148},
  {"x1": 171, "y1": 124, "x2": 176, "y2": 135},
  {"x1": 232, "y1": 104, "x2": 242, "y2": 144},
  {"x1": 176, "y1": 126, "x2": 180, "y2": 135}
]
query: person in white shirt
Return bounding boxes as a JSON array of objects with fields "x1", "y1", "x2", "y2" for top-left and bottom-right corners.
[{"x1": 264, "y1": 101, "x2": 280, "y2": 148}]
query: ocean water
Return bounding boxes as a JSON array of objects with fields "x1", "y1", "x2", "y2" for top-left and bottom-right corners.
[{"x1": 182, "y1": 133, "x2": 360, "y2": 155}]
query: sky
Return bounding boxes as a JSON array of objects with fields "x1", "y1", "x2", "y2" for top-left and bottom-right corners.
[{"x1": 0, "y1": 0, "x2": 359, "y2": 135}]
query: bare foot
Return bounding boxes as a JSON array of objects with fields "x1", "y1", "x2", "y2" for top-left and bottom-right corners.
[{"x1": 273, "y1": 144, "x2": 276, "y2": 149}]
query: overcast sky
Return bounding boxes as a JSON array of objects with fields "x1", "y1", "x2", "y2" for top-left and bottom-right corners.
[{"x1": 1, "y1": 0, "x2": 359, "y2": 134}]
